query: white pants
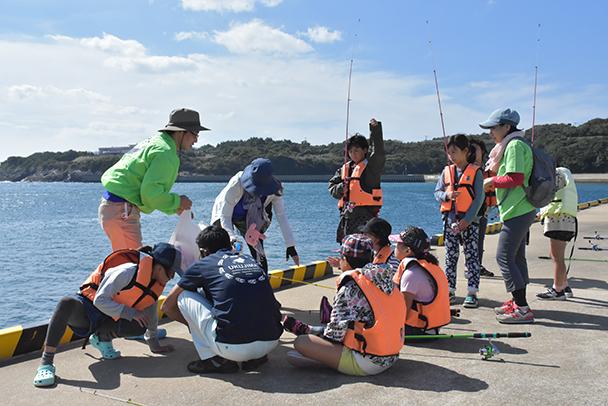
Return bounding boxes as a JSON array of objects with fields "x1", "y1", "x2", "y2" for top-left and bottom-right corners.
[{"x1": 177, "y1": 290, "x2": 278, "y2": 362}]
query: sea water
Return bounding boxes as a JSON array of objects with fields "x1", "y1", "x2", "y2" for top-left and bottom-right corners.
[{"x1": 1, "y1": 181, "x2": 607, "y2": 328}]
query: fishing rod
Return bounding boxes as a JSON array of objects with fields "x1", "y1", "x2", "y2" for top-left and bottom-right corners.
[
  {"x1": 538, "y1": 255, "x2": 608, "y2": 263},
  {"x1": 531, "y1": 23, "x2": 541, "y2": 144},
  {"x1": 78, "y1": 388, "x2": 146, "y2": 406},
  {"x1": 405, "y1": 332, "x2": 532, "y2": 361}
]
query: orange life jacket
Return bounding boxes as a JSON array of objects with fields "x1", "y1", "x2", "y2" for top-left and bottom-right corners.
[
  {"x1": 440, "y1": 164, "x2": 480, "y2": 217},
  {"x1": 336, "y1": 270, "x2": 406, "y2": 356},
  {"x1": 483, "y1": 170, "x2": 497, "y2": 207},
  {"x1": 373, "y1": 245, "x2": 394, "y2": 265},
  {"x1": 80, "y1": 249, "x2": 165, "y2": 318},
  {"x1": 338, "y1": 160, "x2": 383, "y2": 209},
  {"x1": 392, "y1": 258, "x2": 451, "y2": 331}
]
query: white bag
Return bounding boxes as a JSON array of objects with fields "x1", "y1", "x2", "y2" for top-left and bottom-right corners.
[{"x1": 169, "y1": 210, "x2": 205, "y2": 275}]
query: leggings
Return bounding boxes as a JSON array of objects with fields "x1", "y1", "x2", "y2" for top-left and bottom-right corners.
[
  {"x1": 45, "y1": 296, "x2": 146, "y2": 347},
  {"x1": 444, "y1": 222, "x2": 481, "y2": 292},
  {"x1": 496, "y1": 210, "x2": 537, "y2": 293}
]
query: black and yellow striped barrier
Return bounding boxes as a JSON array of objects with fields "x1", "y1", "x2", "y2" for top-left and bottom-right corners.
[{"x1": 0, "y1": 261, "x2": 332, "y2": 361}]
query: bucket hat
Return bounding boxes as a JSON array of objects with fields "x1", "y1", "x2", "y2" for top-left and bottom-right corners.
[
  {"x1": 340, "y1": 234, "x2": 374, "y2": 259},
  {"x1": 240, "y1": 158, "x2": 282, "y2": 196},
  {"x1": 479, "y1": 108, "x2": 520, "y2": 129},
  {"x1": 158, "y1": 108, "x2": 210, "y2": 133}
]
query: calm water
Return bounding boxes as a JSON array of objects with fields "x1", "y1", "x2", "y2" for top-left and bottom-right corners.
[{"x1": 1, "y1": 181, "x2": 607, "y2": 329}]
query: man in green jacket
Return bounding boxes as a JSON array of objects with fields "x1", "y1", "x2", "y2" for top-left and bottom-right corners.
[{"x1": 99, "y1": 108, "x2": 209, "y2": 251}]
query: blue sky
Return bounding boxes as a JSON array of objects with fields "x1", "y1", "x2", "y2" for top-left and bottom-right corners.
[{"x1": 0, "y1": 0, "x2": 606, "y2": 161}]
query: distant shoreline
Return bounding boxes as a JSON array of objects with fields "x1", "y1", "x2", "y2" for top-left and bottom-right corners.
[{"x1": 2, "y1": 173, "x2": 608, "y2": 183}]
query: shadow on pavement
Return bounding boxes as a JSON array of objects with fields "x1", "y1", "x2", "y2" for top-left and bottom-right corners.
[
  {"x1": 530, "y1": 277, "x2": 608, "y2": 291},
  {"x1": 533, "y1": 309, "x2": 608, "y2": 331}
]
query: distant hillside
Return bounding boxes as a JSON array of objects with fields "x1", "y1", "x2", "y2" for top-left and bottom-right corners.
[{"x1": 1, "y1": 118, "x2": 607, "y2": 182}]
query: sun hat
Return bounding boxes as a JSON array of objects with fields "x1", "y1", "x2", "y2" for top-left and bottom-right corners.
[
  {"x1": 240, "y1": 158, "x2": 282, "y2": 196},
  {"x1": 151, "y1": 243, "x2": 182, "y2": 277},
  {"x1": 340, "y1": 234, "x2": 374, "y2": 258},
  {"x1": 158, "y1": 108, "x2": 210, "y2": 133},
  {"x1": 479, "y1": 108, "x2": 520, "y2": 129}
]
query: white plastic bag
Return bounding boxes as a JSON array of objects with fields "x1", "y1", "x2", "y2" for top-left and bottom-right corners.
[{"x1": 169, "y1": 210, "x2": 204, "y2": 275}]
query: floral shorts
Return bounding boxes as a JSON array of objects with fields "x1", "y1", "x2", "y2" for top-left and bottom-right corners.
[{"x1": 543, "y1": 214, "x2": 576, "y2": 242}]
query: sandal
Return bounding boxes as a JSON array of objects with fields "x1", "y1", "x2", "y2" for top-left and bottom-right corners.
[
  {"x1": 33, "y1": 364, "x2": 56, "y2": 387},
  {"x1": 241, "y1": 355, "x2": 268, "y2": 371},
  {"x1": 187, "y1": 356, "x2": 239, "y2": 374},
  {"x1": 90, "y1": 334, "x2": 121, "y2": 360}
]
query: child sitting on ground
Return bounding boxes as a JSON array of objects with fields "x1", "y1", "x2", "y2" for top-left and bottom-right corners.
[{"x1": 284, "y1": 234, "x2": 405, "y2": 376}]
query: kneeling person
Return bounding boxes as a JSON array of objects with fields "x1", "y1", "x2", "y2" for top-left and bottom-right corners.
[
  {"x1": 391, "y1": 227, "x2": 451, "y2": 336},
  {"x1": 162, "y1": 225, "x2": 283, "y2": 373}
]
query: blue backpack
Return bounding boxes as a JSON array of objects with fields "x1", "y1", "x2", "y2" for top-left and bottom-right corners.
[{"x1": 506, "y1": 136, "x2": 557, "y2": 208}]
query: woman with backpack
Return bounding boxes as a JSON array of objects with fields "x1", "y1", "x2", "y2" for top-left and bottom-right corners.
[{"x1": 480, "y1": 108, "x2": 537, "y2": 324}]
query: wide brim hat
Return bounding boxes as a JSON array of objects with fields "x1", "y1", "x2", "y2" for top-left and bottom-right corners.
[
  {"x1": 158, "y1": 108, "x2": 210, "y2": 133},
  {"x1": 240, "y1": 158, "x2": 282, "y2": 196}
]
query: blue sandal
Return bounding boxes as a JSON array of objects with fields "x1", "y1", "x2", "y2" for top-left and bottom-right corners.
[
  {"x1": 33, "y1": 364, "x2": 56, "y2": 387},
  {"x1": 90, "y1": 334, "x2": 121, "y2": 360}
]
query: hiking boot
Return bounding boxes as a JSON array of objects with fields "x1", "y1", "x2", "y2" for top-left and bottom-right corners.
[
  {"x1": 89, "y1": 334, "x2": 121, "y2": 360},
  {"x1": 449, "y1": 291, "x2": 457, "y2": 305},
  {"x1": 536, "y1": 287, "x2": 566, "y2": 301},
  {"x1": 241, "y1": 355, "x2": 268, "y2": 371},
  {"x1": 187, "y1": 356, "x2": 239, "y2": 374},
  {"x1": 496, "y1": 306, "x2": 534, "y2": 324},
  {"x1": 564, "y1": 286, "x2": 574, "y2": 298},
  {"x1": 479, "y1": 266, "x2": 495, "y2": 277},
  {"x1": 463, "y1": 294, "x2": 479, "y2": 308},
  {"x1": 494, "y1": 299, "x2": 515, "y2": 315},
  {"x1": 282, "y1": 316, "x2": 310, "y2": 336}
]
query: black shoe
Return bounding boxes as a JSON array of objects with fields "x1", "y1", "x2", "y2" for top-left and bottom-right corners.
[
  {"x1": 187, "y1": 356, "x2": 239, "y2": 374},
  {"x1": 241, "y1": 355, "x2": 268, "y2": 371},
  {"x1": 479, "y1": 266, "x2": 495, "y2": 277}
]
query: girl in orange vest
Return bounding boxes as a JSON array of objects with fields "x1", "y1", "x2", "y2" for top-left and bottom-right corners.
[
  {"x1": 33, "y1": 244, "x2": 179, "y2": 388},
  {"x1": 434, "y1": 134, "x2": 485, "y2": 308},
  {"x1": 284, "y1": 234, "x2": 404, "y2": 376}
]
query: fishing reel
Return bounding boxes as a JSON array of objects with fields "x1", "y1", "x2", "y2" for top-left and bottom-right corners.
[{"x1": 479, "y1": 339, "x2": 502, "y2": 361}]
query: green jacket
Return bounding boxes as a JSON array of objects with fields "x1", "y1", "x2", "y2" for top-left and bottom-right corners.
[{"x1": 101, "y1": 133, "x2": 180, "y2": 215}]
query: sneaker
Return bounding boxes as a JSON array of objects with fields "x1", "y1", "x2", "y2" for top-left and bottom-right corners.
[
  {"x1": 463, "y1": 294, "x2": 479, "y2": 308},
  {"x1": 449, "y1": 291, "x2": 457, "y2": 305},
  {"x1": 282, "y1": 316, "x2": 310, "y2": 336},
  {"x1": 241, "y1": 355, "x2": 268, "y2": 371},
  {"x1": 564, "y1": 286, "x2": 574, "y2": 298},
  {"x1": 89, "y1": 334, "x2": 121, "y2": 360},
  {"x1": 479, "y1": 266, "x2": 495, "y2": 277},
  {"x1": 187, "y1": 356, "x2": 239, "y2": 374},
  {"x1": 494, "y1": 298, "x2": 515, "y2": 315},
  {"x1": 536, "y1": 287, "x2": 566, "y2": 301},
  {"x1": 496, "y1": 306, "x2": 534, "y2": 324}
]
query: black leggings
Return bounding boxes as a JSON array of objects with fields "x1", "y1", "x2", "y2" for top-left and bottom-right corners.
[{"x1": 45, "y1": 296, "x2": 145, "y2": 347}]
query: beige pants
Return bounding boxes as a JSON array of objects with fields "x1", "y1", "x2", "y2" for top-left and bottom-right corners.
[{"x1": 98, "y1": 198, "x2": 142, "y2": 251}]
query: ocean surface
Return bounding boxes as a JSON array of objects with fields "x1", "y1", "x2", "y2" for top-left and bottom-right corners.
[{"x1": 1, "y1": 181, "x2": 608, "y2": 329}]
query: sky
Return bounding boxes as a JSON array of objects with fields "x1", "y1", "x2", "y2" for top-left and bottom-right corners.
[{"x1": 0, "y1": 0, "x2": 606, "y2": 162}]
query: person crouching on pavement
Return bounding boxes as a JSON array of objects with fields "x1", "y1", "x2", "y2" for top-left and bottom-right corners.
[
  {"x1": 162, "y1": 225, "x2": 283, "y2": 373},
  {"x1": 284, "y1": 234, "x2": 405, "y2": 376}
]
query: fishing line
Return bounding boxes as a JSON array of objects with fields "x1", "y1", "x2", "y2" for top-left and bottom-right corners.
[
  {"x1": 531, "y1": 23, "x2": 541, "y2": 144},
  {"x1": 78, "y1": 388, "x2": 147, "y2": 406},
  {"x1": 538, "y1": 256, "x2": 608, "y2": 263}
]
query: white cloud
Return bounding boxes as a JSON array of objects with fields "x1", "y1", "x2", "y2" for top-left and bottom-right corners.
[
  {"x1": 213, "y1": 19, "x2": 313, "y2": 55},
  {"x1": 181, "y1": 0, "x2": 282, "y2": 13},
  {"x1": 302, "y1": 26, "x2": 342, "y2": 44},
  {"x1": 174, "y1": 31, "x2": 210, "y2": 41},
  {"x1": 50, "y1": 33, "x2": 146, "y2": 57}
]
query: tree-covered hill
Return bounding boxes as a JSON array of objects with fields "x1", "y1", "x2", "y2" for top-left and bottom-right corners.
[{"x1": 1, "y1": 118, "x2": 606, "y2": 182}]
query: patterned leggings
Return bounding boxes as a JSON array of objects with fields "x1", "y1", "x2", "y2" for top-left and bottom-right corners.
[{"x1": 444, "y1": 223, "x2": 481, "y2": 293}]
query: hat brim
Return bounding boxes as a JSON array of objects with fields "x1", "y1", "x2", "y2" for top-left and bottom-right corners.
[
  {"x1": 388, "y1": 234, "x2": 404, "y2": 243},
  {"x1": 158, "y1": 124, "x2": 211, "y2": 133},
  {"x1": 240, "y1": 164, "x2": 281, "y2": 196},
  {"x1": 479, "y1": 120, "x2": 499, "y2": 129}
]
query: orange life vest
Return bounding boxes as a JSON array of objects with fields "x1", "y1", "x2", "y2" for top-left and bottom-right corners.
[
  {"x1": 392, "y1": 258, "x2": 451, "y2": 331},
  {"x1": 373, "y1": 245, "x2": 393, "y2": 265},
  {"x1": 80, "y1": 249, "x2": 165, "y2": 318},
  {"x1": 336, "y1": 270, "x2": 406, "y2": 356},
  {"x1": 338, "y1": 160, "x2": 383, "y2": 209},
  {"x1": 483, "y1": 170, "x2": 497, "y2": 207},
  {"x1": 440, "y1": 164, "x2": 480, "y2": 217}
]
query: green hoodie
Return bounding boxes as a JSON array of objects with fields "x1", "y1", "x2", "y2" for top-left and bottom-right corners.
[{"x1": 101, "y1": 133, "x2": 180, "y2": 214}]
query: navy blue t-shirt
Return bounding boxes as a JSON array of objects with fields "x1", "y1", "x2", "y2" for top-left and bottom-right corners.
[{"x1": 178, "y1": 249, "x2": 283, "y2": 344}]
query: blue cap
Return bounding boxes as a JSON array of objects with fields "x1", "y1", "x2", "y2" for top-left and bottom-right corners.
[
  {"x1": 240, "y1": 158, "x2": 281, "y2": 196},
  {"x1": 479, "y1": 108, "x2": 520, "y2": 129},
  {"x1": 151, "y1": 243, "x2": 181, "y2": 276}
]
